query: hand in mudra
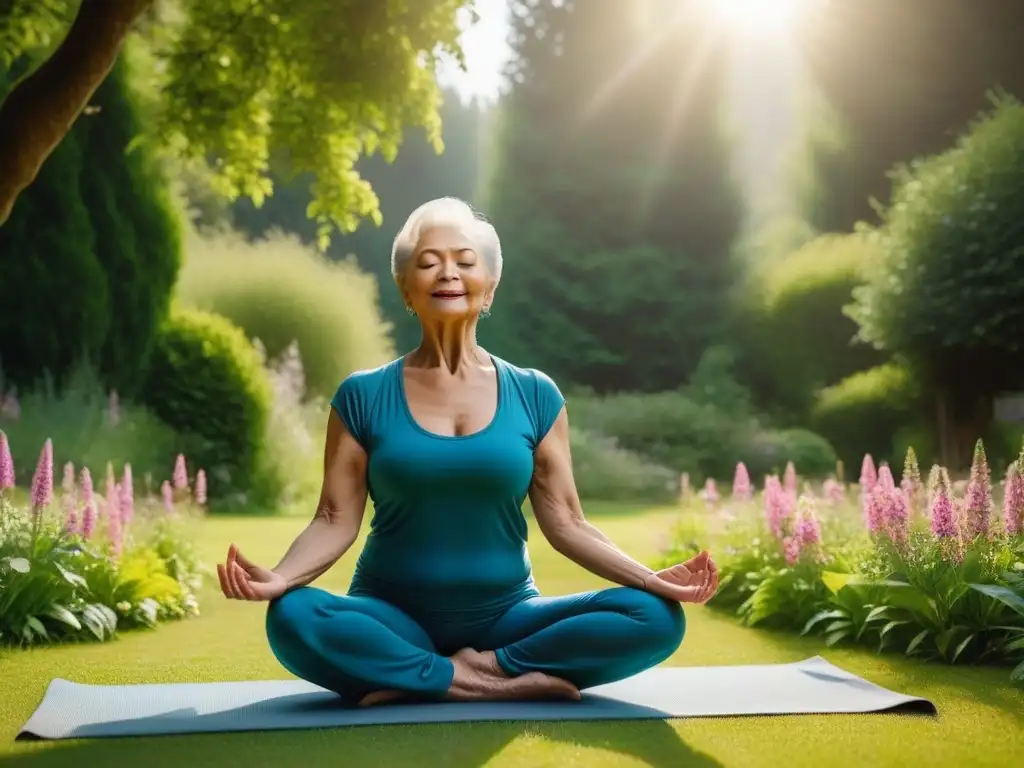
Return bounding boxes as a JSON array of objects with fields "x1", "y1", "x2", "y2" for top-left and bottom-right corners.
[
  {"x1": 645, "y1": 549, "x2": 719, "y2": 604},
  {"x1": 217, "y1": 543, "x2": 288, "y2": 601}
]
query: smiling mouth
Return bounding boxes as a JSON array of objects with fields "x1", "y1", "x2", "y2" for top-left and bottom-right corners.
[{"x1": 432, "y1": 291, "x2": 466, "y2": 299}]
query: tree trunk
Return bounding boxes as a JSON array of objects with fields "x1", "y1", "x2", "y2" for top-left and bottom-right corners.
[{"x1": 0, "y1": 0, "x2": 154, "y2": 226}]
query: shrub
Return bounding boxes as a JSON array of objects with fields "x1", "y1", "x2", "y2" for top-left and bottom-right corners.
[
  {"x1": 568, "y1": 390, "x2": 746, "y2": 482},
  {"x1": 176, "y1": 227, "x2": 394, "y2": 399},
  {"x1": 735, "y1": 233, "x2": 886, "y2": 417},
  {"x1": 848, "y1": 94, "x2": 1024, "y2": 408},
  {"x1": 568, "y1": 384, "x2": 838, "y2": 485},
  {"x1": 745, "y1": 428, "x2": 839, "y2": 480},
  {"x1": 0, "y1": 53, "x2": 181, "y2": 396},
  {"x1": 567, "y1": 428, "x2": 678, "y2": 504},
  {"x1": 0, "y1": 363, "x2": 178, "y2": 487},
  {"x1": 142, "y1": 307, "x2": 273, "y2": 505},
  {"x1": 812, "y1": 361, "x2": 922, "y2": 471}
]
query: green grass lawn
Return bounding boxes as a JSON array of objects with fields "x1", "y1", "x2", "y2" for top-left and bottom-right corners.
[{"x1": 1, "y1": 503, "x2": 1022, "y2": 767}]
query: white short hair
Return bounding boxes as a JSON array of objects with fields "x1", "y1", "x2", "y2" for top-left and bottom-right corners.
[{"x1": 390, "y1": 197, "x2": 502, "y2": 286}]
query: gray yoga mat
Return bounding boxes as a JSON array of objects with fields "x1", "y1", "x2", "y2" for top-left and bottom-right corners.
[{"x1": 17, "y1": 655, "x2": 935, "y2": 740}]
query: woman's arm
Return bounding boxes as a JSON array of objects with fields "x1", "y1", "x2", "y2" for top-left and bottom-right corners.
[
  {"x1": 528, "y1": 407, "x2": 658, "y2": 589},
  {"x1": 271, "y1": 410, "x2": 369, "y2": 589}
]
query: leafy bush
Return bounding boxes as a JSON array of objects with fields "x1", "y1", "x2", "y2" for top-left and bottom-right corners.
[
  {"x1": 143, "y1": 307, "x2": 273, "y2": 505},
  {"x1": 568, "y1": 365, "x2": 837, "y2": 484},
  {"x1": 0, "y1": 53, "x2": 181, "y2": 396},
  {"x1": 659, "y1": 441, "x2": 1024, "y2": 682},
  {"x1": 736, "y1": 233, "x2": 886, "y2": 417},
  {"x1": 0, "y1": 442, "x2": 204, "y2": 647},
  {"x1": 0, "y1": 363, "x2": 178, "y2": 487},
  {"x1": 567, "y1": 428, "x2": 678, "y2": 504},
  {"x1": 744, "y1": 428, "x2": 839, "y2": 480},
  {"x1": 176, "y1": 227, "x2": 394, "y2": 399},
  {"x1": 812, "y1": 361, "x2": 922, "y2": 470},
  {"x1": 848, "y1": 94, "x2": 1024, "y2": 436}
]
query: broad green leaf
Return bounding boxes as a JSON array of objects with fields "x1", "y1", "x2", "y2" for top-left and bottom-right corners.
[
  {"x1": 824, "y1": 629, "x2": 849, "y2": 647},
  {"x1": 906, "y1": 629, "x2": 929, "y2": 655},
  {"x1": 968, "y1": 583, "x2": 1024, "y2": 618},
  {"x1": 3, "y1": 557, "x2": 30, "y2": 573},
  {"x1": 1011, "y1": 660, "x2": 1024, "y2": 682},
  {"x1": 54, "y1": 562, "x2": 87, "y2": 589},
  {"x1": 824, "y1": 619, "x2": 853, "y2": 633},
  {"x1": 952, "y1": 633, "x2": 976, "y2": 663},
  {"x1": 822, "y1": 571, "x2": 856, "y2": 594},
  {"x1": 801, "y1": 609, "x2": 846, "y2": 636},
  {"x1": 25, "y1": 615, "x2": 48, "y2": 640},
  {"x1": 44, "y1": 603, "x2": 82, "y2": 631},
  {"x1": 864, "y1": 605, "x2": 893, "y2": 624}
]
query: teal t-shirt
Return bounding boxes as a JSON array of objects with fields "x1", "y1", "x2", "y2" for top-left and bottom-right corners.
[{"x1": 330, "y1": 354, "x2": 566, "y2": 628}]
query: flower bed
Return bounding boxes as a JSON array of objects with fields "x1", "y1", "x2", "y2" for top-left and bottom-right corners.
[
  {"x1": 661, "y1": 442, "x2": 1024, "y2": 683},
  {"x1": 0, "y1": 431, "x2": 206, "y2": 647}
]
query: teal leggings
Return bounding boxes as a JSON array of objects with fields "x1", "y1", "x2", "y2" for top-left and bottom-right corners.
[{"x1": 265, "y1": 586, "x2": 685, "y2": 703}]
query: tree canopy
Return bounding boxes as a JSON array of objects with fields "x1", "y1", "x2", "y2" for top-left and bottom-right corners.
[
  {"x1": 0, "y1": 0, "x2": 472, "y2": 240},
  {"x1": 848, "y1": 94, "x2": 1024, "y2": 460}
]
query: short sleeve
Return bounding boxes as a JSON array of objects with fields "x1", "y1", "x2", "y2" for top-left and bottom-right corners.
[
  {"x1": 528, "y1": 368, "x2": 566, "y2": 446},
  {"x1": 330, "y1": 371, "x2": 372, "y2": 449}
]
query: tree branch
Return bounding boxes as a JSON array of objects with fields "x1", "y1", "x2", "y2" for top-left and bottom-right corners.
[{"x1": 0, "y1": 0, "x2": 154, "y2": 225}]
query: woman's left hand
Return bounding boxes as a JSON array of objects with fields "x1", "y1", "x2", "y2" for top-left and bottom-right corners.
[{"x1": 644, "y1": 549, "x2": 719, "y2": 604}]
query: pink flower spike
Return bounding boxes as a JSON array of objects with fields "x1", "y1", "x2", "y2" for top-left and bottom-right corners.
[
  {"x1": 930, "y1": 483, "x2": 958, "y2": 539},
  {"x1": 104, "y1": 470, "x2": 120, "y2": 525},
  {"x1": 795, "y1": 495, "x2": 822, "y2": 547},
  {"x1": 195, "y1": 469, "x2": 207, "y2": 506},
  {"x1": 108, "y1": 482, "x2": 124, "y2": 557},
  {"x1": 173, "y1": 454, "x2": 188, "y2": 491},
  {"x1": 732, "y1": 462, "x2": 751, "y2": 501},
  {"x1": 62, "y1": 461, "x2": 76, "y2": 495},
  {"x1": 120, "y1": 464, "x2": 134, "y2": 525},
  {"x1": 965, "y1": 440, "x2": 993, "y2": 539},
  {"x1": 0, "y1": 431, "x2": 14, "y2": 490},
  {"x1": 1003, "y1": 462, "x2": 1024, "y2": 537},
  {"x1": 783, "y1": 462, "x2": 798, "y2": 496},
  {"x1": 859, "y1": 454, "x2": 877, "y2": 492},
  {"x1": 162, "y1": 480, "x2": 175, "y2": 515},
  {"x1": 30, "y1": 439, "x2": 53, "y2": 510},
  {"x1": 783, "y1": 536, "x2": 801, "y2": 566}
]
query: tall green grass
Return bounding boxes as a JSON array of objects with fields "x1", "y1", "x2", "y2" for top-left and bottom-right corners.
[{"x1": 176, "y1": 226, "x2": 395, "y2": 399}]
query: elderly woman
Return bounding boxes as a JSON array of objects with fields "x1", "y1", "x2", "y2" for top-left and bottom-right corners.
[{"x1": 217, "y1": 197, "x2": 719, "y2": 706}]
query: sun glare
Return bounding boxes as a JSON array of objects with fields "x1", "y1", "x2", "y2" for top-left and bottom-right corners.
[{"x1": 711, "y1": 0, "x2": 810, "y2": 35}]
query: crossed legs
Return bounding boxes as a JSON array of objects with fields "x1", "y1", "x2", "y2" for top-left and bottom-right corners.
[{"x1": 266, "y1": 585, "x2": 685, "y2": 704}]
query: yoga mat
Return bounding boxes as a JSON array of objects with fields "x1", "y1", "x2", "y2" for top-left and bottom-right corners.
[{"x1": 17, "y1": 655, "x2": 936, "y2": 740}]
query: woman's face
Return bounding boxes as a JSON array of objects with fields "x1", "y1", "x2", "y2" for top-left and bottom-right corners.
[{"x1": 402, "y1": 225, "x2": 493, "y2": 322}]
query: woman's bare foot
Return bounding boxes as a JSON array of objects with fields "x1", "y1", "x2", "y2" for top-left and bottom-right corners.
[
  {"x1": 443, "y1": 648, "x2": 581, "y2": 702},
  {"x1": 357, "y1": 689, "x2": 407, "y2": 707}
]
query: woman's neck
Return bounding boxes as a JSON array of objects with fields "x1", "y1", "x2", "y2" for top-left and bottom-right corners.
[{"x1": 410, "y1": 319, "x2": 485, "y2": 376}]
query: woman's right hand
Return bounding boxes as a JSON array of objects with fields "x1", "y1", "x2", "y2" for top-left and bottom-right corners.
[{"x1": 217, "y1": 543, "x2": 288, "y2": 601}]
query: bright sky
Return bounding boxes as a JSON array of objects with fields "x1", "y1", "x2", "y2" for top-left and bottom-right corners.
[
  {"x1": 436, "y1": 0, "x2": 512, "y2": 103},
  {"x1": 435, "y1": 0, "x2": 808, "y2": 219}
]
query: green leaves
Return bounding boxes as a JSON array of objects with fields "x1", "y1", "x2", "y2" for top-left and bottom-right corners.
[
  {"x1": 847, "y1": 94, "x2": 1024, "y2": 395},
  {"x1": 2, "y1": 556, "x2": 29, "y2": 573},
  {"x1": 969, "y1": 583, "x2": 1024, "y2": 618},
  {"x1": 151, "y1": 0, "x2": 468, "y2": 245}
]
